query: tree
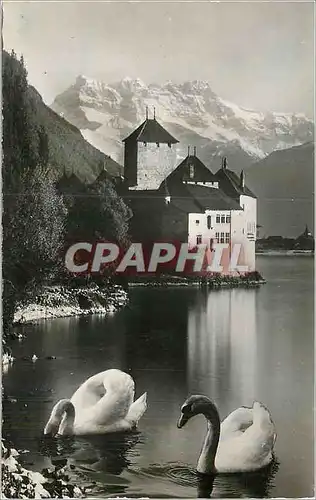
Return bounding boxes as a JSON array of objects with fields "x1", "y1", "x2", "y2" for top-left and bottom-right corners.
[
  {"x1": 2, "y1": 50, "x2": 66, "y2": 339},
  {"x1": 66, "y1": 177, "x2": 130, "y2": 246}
]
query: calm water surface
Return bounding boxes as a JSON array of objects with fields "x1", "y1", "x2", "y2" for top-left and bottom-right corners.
[{"x1": 3, "y1": 256, "x2": 314, "y2": 498}]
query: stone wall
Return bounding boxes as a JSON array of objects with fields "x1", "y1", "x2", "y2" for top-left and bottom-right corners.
[{"x1": 131, "y1": 142, "x2": 177, "y2": 190}]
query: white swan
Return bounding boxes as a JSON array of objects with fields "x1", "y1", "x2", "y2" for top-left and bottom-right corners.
[
  {"x1": 220, "y1": 405, "x2": 255, "y2": 439},
  {"x1": 177, "y1": 395, "x2": 276, "y2": 474},
  {"x1": 44, "y1": 369, "x2": 147, "y2": 436}
]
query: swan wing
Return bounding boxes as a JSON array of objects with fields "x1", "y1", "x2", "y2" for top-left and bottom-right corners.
[
  {"x1": 70, "y1": 371, "x2": 111, "y2": 411},
  {"x1": 216, "y1": 402, "x2": 276, "y2": 473},
  {"x1": 69, "y1": 369, "x2": 146, "y2": 433},
  {"x1": 125, "y1": 392, "x2": 147, "y2": 428},
  {"x1": 84, "y1": 369, "x2": 135, "y2": 427},
  {"x1": 220, "y1": 407, "x2": 254, "y2": 441},
  {"x1": 215, "y1": 430, "x2": 273, "y2": 473}
]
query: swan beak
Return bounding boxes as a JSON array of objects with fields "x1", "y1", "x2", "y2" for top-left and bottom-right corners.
[{"x1": 177, "y1": 413, "x2": 189, "y2": 428}]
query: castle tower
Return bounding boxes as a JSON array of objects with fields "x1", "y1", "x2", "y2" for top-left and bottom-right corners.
[{"x1": 123, "y1": 112, "x2": 179, "y2": 190}]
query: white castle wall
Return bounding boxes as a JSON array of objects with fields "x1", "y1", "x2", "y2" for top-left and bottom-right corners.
[
  {"x1": 188, "y1": 212, "x2": 215, "y2": 248},
  {"x1": 240, "y1": 195, "x2": 257, "y2": 271},
  {"x1": 187, "y1": 203, "x2": 256, "y2": 273}
]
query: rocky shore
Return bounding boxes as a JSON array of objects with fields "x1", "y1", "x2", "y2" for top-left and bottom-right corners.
[
  {"x1": 1, "y1": 443, "x2": 84, "y2": 499},
  {"x1": 2, "y1": 283, "x2": 129, "y2": 498},
  {"x1": 13, "y1": 283, "x2": 128, "y2": 325}
]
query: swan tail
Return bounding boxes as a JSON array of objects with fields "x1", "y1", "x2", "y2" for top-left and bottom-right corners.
[
  {"x1": 126, "y1": 392, "x2": 147, "y2": 428},
  {"x1": 252, "y1": 401, "x2": 276, "y2": 448},
  {"x1": 253, "y1": 402, "x2": 273, "y2": 425}
]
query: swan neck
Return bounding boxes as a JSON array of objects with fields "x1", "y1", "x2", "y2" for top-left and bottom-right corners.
[
  {"x1": 45, "y1": 399, "x2": 75, "y2": 436},
  {"x1": 197, "y1": 407, "x2": 220, "y2": 474}
]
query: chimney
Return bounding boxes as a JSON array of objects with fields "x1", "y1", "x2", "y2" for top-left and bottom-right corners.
[
  {"x1": 153, "y1": 107, "x2": 156, "y2": 120},
  {"x1": 222, "y1": 157, "x2": 227, "y2": 169},
  {"x1": 145, "y1": 106, "x2": 148, "y2": 120},
  {"x1": 188, "y1": 145, "x2": 191, "y2": 157},
  {"x1": 240, "y1": 170, "x2": 245, "y2": 189},
  {"x1": 193, "y1": 146, "x2": 197, "y2": 156}
]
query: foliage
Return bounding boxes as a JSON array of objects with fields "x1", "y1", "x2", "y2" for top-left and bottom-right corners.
[
  {"x1": 2, "y1": 49, "x2": 130, "y2": 333},
  {"x1": 65, "y1": 177, "x2": 130, "y2": 247},
  {"x1": 1, "y1": 442, "x2": 84, "y2": 499},
  {"x1": 2, "y1": 50, "x2": 67, "y2": 338}
]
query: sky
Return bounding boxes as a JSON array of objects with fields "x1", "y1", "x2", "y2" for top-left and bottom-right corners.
[{"x1": 2, "y1": 0, "x2": 315, "y2": 116}]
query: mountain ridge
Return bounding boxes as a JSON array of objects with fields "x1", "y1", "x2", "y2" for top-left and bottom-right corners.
[
  {"x1": 28, "y1": 85, "x2": 123, "y2": 182},
  {"x1": 51, "y1": 75, "x2": 313, "y2": 172},
  {"x1": 245, "y1": 141, "x2": 314, "y2": 238}
]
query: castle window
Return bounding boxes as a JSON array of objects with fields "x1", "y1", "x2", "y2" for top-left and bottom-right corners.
[
  {"x1": 196, "y1": 220, "x2": 200, "y2": 225},
  {"x1": 215, "y1": 232, "x2": 220, "y2": 243},
  {"x1": 168, "y1": 142, "x2": 171, "y2": 148},
  {"x1": 226, "y1": 215, "x2": 231, "y2": 223},
  {"x1": 216, "y1": 214, "x2": 220, "y2": 223},
  {"x1": 220, "y1": 232, "x2": 225, "y2": 243},
  {"x1": 156, "y1": 143, "x2": 160, "y2": 147},
  {"x1": 207, "y1": 215, "x2": 212, "y2": 229},
  {"x1": 221, "y1": 215, "x2": 225, "y2": 224},
  {"x1": 225, "y1": 233, "x2": 230, "y2": 243},
  {"x1": 196, "y1": 234, "x2": 202, "y2": 244},
  {"x1": 189, "y1": 164, "x2": 194, "y2": 179},
  {"x1": 143, "y1": 142, "x2": 147, "y2": 147}
]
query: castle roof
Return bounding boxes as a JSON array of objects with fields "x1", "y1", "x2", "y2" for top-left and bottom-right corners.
[
  {"x1": 123, "y1": 118, "x2": 178, "y2": 144},
  {"x1": 155, "y1": 182, "x2": 242, "y2": 213},
  {"x1": 215, "y1": 166, "x2": 256, "y2": 199},
  {"x1": 124, "y1": 181, "x2": 241, "y2": 215},
  {"x1": 183, "y1": 183, "x2": 243, "y2": 211},
  {"x1": 165, "y1": 152, "x2": 216, "y2": 184}
]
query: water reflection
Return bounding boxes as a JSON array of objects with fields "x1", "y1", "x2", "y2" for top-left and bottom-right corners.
[
  {"x1": 2, "y1": 258, "x2": 314, "y2": 497},
  {"x1": 188, "y1": 289, "x2": 257, "y2": 415},
  {"x1": 39, "y1": 432, "x2": 142, "y2": 475},
  {"x1": 129, "y1": 459, "x2": 279, "y2": 499},
  {"x1": 38, "y1": 432, "x2": 143, "y2": 497}
]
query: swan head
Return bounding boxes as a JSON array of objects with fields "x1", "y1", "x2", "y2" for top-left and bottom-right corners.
[
  {"x1": 43, "y1": 399, "x2": 75, "y2": 437},
  {"x1": 177, "y1": 395, "x2": 218, "y2": 428}
]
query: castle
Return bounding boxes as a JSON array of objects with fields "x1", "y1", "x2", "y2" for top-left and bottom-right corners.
[{"x1": 122, "y1": 113, "x2": 257, "y2": 273}]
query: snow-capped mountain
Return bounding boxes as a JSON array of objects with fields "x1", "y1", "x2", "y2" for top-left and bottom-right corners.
[{"x1": 51, "y1": 75, "x2": 313, "y2": 171}]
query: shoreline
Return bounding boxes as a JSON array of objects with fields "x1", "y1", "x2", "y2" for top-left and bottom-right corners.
[
  {"x1": 11, "y1": 273, "x2": 266, "y2": 329},
  {"x1": 127, "y1": 272, "x2": 266, "y2": 288},
  {"x1": 256, "y1": 250, "x2": 313, "y2": 256},
  {"x1": 13, "y1": 283, "x2": 128, "y2": 325}
]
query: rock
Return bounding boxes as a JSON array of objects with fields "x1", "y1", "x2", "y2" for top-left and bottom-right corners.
[{"x1": 77, "y1": 293, "x2": 94, "y2": 310}]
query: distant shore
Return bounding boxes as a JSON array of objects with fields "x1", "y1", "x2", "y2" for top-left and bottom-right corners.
[
  {"x1": 128, "y1": 272, "x2": 266, "y2": 288},
  {"x1": 256, "y1": 250, "x2": 313, "y2": 256}
]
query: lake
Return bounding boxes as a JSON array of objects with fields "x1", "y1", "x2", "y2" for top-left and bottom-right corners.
[{"x1": 2, "y1": 256, "x2": 314, "y2": 498}]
